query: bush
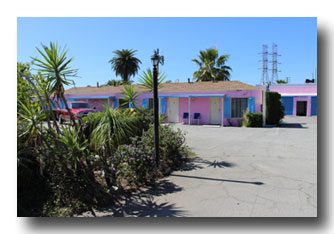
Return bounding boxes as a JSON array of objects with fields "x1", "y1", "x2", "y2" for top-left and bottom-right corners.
[
  {"x1": 243, "y1": 113, "x2": 263, "y2": 127},
  {"x1": 17, "y1": 122, "x2": 51, "y2": 216},
  {"x1": 18, "y1": 104, "x2": 189, "y2": 216},
  {"x1": 17, "y1": 119, "x2": 110, "y2": 217},
  {"x1": 113, "y1": 141, "x2": 157, "y2": 187},
  {"x1": 144, "y1": 125, "x2": 188, "y2": 173},
  {"x1": 112, "y1": 125, "x2": 189, "y2": 187},
  {"x1": 266, "y1": 91, "x2": 285, "y2": 125}
]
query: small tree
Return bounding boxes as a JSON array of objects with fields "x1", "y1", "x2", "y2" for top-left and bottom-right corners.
[
  {"x1": 276, "y1": 79, "x2": 288, "y2": 84},
  {"x1": 265, "y1": 91, "x2": 285, "y2": 125}
]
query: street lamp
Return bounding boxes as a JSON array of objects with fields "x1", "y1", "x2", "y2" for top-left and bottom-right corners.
[{"x1": 151, "y1": 49, "x2": 163, "y2": 167}]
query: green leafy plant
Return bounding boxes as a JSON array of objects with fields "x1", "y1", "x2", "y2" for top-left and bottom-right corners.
[
  {"x1": 112, "y1": 124, "x2": 188, "y2": 188},
  {"x1": 138, "y1": 68, "x2": 167, "y2": 92},
  {"x1": 84, "y1": 108, "x2": 137, "y2": 186},
  {"x1": 17, "y1": 63, "x2": 34, "y2": 111},
  {"x1": 243, "y1": 113, "x2": 263, "y2": 127},
  {"x1": 18, "y1": 97, "x2": 47, "y2": 144},
  {"x1": 276, "y1": 79, "x2": 288, "y2": 84},
  {"x1": 120, "y1": 85, "x2": 154, "y2": 120},
  {"x1": 120, "y1": 85, "x2": 142, "y2": 108}
]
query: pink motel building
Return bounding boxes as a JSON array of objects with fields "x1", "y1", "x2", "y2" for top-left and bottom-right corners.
[
  {"x1": 65, "y1": 81, "x2": 263, "y2": 126},
  {"x1": 266, "y1": 83, "x2": 317, "y2": 117}
]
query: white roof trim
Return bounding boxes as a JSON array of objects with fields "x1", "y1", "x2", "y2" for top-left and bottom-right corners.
[{"x1": 280, "y1": 93, "x2": 317, "y2": 96}]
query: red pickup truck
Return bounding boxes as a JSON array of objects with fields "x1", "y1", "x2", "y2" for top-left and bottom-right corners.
[{"x1": 57, "y1": 101, "x2": 96, "y2": 123}]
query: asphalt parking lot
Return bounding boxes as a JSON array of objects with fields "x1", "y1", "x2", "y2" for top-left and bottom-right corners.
[
  {"x1": 85, "y1": 116, "x2": 317, "y2": 217},
  {"x1": 165, "y1": 116, "x2": 317, "y2": 217}
]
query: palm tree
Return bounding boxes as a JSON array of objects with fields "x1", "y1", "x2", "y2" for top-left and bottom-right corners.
[
  {"x1": 109, "y1": 49, "x2": 142, "y2": 83},
  {"x1": 31, "y1": 42, "x2": 78, "y2": 125},
  {"x1": 106, "y1": 79, "x2": 133, "y2": 86},
  {"x1": 192, "y1": 48, "x2": 232, "y2": 82},
  {"x1": 106, "y1": 79, "x2": 122, "y2": 86}
]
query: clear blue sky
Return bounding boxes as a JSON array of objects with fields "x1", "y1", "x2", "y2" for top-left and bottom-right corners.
[{"x1": 17, "y1": 17, "x2": 317, "y2": 88}]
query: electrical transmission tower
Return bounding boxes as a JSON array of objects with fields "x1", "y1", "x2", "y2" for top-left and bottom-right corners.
[
  {"x1": 269, "y1": 43, "x2": 281, "y2": 83},
  {"x1": 259, "y1": 45, "x2": 269, "y2": 85}
]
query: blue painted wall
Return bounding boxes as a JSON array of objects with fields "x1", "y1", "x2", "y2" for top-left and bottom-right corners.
[
  {"x1": 281, "y1": 97, "x2": 294, "y2": 115},
  {"x1": 311, "y1": 96, "x2": 317, "y2": 116}
]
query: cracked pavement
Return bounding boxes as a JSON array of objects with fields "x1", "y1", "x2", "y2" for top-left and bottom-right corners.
[
  {"x1": 80, "y1": 116, "x2": 317, "y2": 217},
  {"x1": 163, "y1": 116, "x2": 317, "y2": 217}
]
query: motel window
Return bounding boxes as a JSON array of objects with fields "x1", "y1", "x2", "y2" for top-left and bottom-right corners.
[{"x1": 231, "y1": 98, "x2": 248, "y2": 118}]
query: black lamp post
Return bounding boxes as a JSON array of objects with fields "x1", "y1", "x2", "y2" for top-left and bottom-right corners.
[{"x1": 151, "y1": 49, "x2": 163, "y2": 167}]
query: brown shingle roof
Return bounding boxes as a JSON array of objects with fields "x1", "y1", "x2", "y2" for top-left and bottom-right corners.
[{"x1": 65, "y1": 81, "x2": 261, "y2": 95}]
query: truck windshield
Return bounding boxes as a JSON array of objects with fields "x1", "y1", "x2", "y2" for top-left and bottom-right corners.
[{"x1": 71, "y1": 103, "x2": 92, "y2": 109}]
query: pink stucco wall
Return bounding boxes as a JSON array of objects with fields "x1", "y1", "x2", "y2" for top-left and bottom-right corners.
[
  {"x1": 177, "y1": 97, "x2": 211, "y2": 124},
  {"x1": 162, "y1": 90, "x2": 263, "y2": 126},
  {"x1": 269, "y1": 84, "x2": 317, "y2": 95},
  {"x1": 268, "y1": 84, "x2": 317, "y2": 117},
  {"x1": 87, "y1": 99, "x2": 107, "y2": 112}
]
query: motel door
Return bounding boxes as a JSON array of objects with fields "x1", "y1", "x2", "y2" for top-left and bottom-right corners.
[
  {"x1": 210, "y1": 98, "x2": 221, "y2": 125},
  {"x1": 168, "y1": 98, "x2": 179, "y2": 123},
  {"x1": 296, "y1": 101, "x2": 307, "y2": 116}
]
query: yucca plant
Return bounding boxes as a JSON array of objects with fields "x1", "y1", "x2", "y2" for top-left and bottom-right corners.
[
  {"x1": 121, "y1": 85, "x2": 153, "y2": 120},
  {"x1": 17, "y1": 97, "x2": 52, "y2": 177},
  {"x1": 57, "y1": 126, "x2": 89, "y2": 170},
  {"x1": 138, "y1": 68, "x2": 167, "y2": 92},
  {"x1": 88, "y1": 108, "x2": 137, "y2": 186},
  {"x1": 33, "y1": 73, "x2": 61, "y2": 133},
  {"x1": 18, "y1": 97, "x2": 46, "y2": 144},
  {"x1": 120, "y1": 85, "x2": 142, "y2": 108},
  {"x1": 31, "y1": 42, "x2": 78, "y2": 125},
  {"x1": 90, "y1": 108, "x2": 135, "y2": 153}
]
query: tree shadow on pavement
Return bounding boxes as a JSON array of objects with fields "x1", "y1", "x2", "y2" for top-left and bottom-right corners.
[
  {"x1": 100, "y1": 196, "x2": 186, "y2": 217},
  {"x1": 137, "y1": 179, "x2": 183, "y2": 198},
  {"x1": 177, "y1": 157, "x2": 236, "y2": 171},
  {"x1": 176, "y1": 157, "x2": 204, "y2": 172},
  {"x1": 201, "y1": 159, "x2": 236, "y2": 168},
  {"x1": 88, "y1": 179, "x2": 186, "y2": 217}
]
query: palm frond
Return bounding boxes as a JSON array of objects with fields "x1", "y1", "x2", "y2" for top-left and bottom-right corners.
[{"x1": 138, "y1": 68, "x2": 167, "y2": 92}]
